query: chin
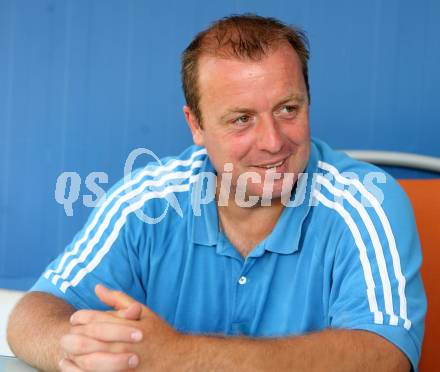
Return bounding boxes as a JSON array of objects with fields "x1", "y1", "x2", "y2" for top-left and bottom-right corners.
[{"x1": 252, "y1": 184, "x2": 286, "y2": 202}]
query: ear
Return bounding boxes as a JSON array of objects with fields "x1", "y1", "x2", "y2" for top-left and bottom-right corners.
[{"x1": 183, "y1": 105, "x2": 204, "y2": 146}]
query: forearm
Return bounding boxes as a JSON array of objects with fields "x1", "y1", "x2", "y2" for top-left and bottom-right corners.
[
  {"x1": 177, "y1": 329, "x2": 410, "y2": 372},
  {"x1": 7, "y1": 292, "x2": 75, "y2": 372}
]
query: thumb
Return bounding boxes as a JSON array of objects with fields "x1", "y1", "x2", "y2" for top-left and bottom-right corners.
[
  {"x1": 95, "y1": 284, "x2": 136, "y2": 309},
  {"x1": 118, "y1": 302, "x2": 143, "y2": 320},
  {"x1": 95, "y1": 284, "x2": 144, "y2": 320}
]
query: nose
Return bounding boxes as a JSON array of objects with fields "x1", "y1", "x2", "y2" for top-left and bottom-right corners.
[{"x1": 255, "y1": 114, "x2": 284, "y2": 153}]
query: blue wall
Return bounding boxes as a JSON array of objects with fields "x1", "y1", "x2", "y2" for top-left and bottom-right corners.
[{"x1": 1, "y1": 0, "x2": 439, "y2": 290}]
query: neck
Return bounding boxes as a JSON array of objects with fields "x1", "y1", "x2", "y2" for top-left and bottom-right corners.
[
  {"x1": 215, "y1": 190, "x2": 285, "y2": 257},
  {"x1": 217, "y1": 196, "x2": 284, "y2": 222}
]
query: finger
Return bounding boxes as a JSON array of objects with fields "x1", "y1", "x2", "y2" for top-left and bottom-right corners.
[
  {"x1": 95, "y1": 284, "x2": 147, "y2": 319},
  {"x1": 70, "y1": 352, "x2": 139, "y2": 372},
  {"x1": 70, "y1": 310, "x2": 124, "y2": 325},
  {"x1": 70, "y1": 322, "x2": 143, "y2": 343},
  {"x1": 60, "y1": 334, "x2": 111, "y2": 356},
  {"x1": 59, "y1": 358, "x2": 84, "y2": 372},
  {"x1": 95, "y1": 284, "x2": 136, "y2": 310},
  {"x1": 117, "y1": 302, "x2": 143, "y2": 320}
]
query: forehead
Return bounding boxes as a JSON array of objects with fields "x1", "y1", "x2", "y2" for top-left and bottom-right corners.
[{"x1": 197, "y1": 43, "x2": 305, "y2": 108}]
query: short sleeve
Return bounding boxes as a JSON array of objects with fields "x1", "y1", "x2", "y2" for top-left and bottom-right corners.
[
  {"x1": 327, "y1": 176, "x2": 426, "y2": 371},
  {"x1": 30, "y1": 169, "x2": 150, "y2": 310}
]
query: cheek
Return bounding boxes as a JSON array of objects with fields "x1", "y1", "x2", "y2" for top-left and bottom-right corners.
[
  {"x1": 217, "y1": 132, "x2": 254, "y2": 160},
  {"x1": 202, "y1": 133, "x2": 238, "y2": 171},
  {"x1": 230, "y1": 136, "x2": 257, "y2": 166},
  {"x1": 283, "y1": 120, "x2": 310, "y2": 145}
]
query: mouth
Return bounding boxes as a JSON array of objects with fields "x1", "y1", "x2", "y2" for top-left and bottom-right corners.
[{"x1": 254, "y1": 157, "x2": 289, "y2": 170}]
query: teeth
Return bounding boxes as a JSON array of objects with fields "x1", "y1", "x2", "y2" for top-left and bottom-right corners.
[{"x1": 262, "y1": 160, "x2": 284, "y2": 168}]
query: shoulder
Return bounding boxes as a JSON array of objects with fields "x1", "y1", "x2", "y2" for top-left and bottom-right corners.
[
  {"x1": 90, "y1": 145, "x2": 209, "y2": 234},
  {"x1": 309, "y1": 138, "x2": 418, "y2": 259},
  {"x1": 312, "y1": 137, "x2": 391, "y2": 180},
  {"x1": 113, "y1": 144, "x2": 208, "y2": 198},
  {"x1": 309, "y1": 140, "x2": 425, "y2": 369},
  {"x1": 125, "y1": 145, "x2": 208, "y2": 186},
  {"x1": 310, "y1": 138, "x2": 412, "y2": 217}
]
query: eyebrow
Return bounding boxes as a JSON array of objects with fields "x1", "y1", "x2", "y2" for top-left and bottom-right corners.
[
  {"x1": 220, "y1": 93, "x2": 306, "y2": 121},
  {"x1": 276, "y1": 93, "x2": 306, "y2": 106}
]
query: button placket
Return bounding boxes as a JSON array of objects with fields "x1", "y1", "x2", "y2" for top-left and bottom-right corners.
[
  {"x1": 237, "y1": 257, "x2": 255, "y2": 285},
  {"x1": 231, "y1": 257, "x2": 260, "y2": 334}
]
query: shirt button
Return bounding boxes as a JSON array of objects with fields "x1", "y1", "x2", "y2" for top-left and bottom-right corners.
[{"x1": 238, "y1": 276, "x2": 247, "y2": 285}]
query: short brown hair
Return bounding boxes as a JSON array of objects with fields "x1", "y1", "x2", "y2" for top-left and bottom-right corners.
[{"x1": 181, "y1": 13, "x2": 310, "y2": 124}]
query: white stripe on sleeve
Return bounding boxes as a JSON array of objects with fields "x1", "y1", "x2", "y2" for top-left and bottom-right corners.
[
  {"x1": 313, "y1": 189, "x2": 384, "y2": 325},
  {"x1": 316, "y1": 174, "x2": 399, "y2": 325},
  {"x1": 44, "y1": 149, "x2": 207, "y2": 282},
  {"x1": 318, "y1": 160, "x2": 411, "y2": 330},
  {"x1": 59, "y1": 173, "x2": 202, "y2": 293},
  {"x1": 51, "y1": 161, "x2": 204, "y2": 287}
]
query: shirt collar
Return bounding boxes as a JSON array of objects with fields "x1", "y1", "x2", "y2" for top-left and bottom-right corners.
[
  {"x1": 190, "y1": 155, "x2": 219, "y2": 246},
  {"x1": 190, "y1": 142, "x2": 319, "y2": 255},
  {"x1": 262, "y1": 141, "x2": 318, "y2": 255}
]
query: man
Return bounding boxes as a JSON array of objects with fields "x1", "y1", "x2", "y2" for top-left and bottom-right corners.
[{"x1": 8, "y1": 14, "x2": 425, "y2": 371}]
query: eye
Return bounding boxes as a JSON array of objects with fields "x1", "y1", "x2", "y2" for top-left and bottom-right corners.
[
  {"x1": 281, "y1": 105, "x2": 297, "y2": 114},
  {"x1": 276, "y1": 105, "x2": 299, "y2": 119},
  {"x1": 232, "y1": 114, "x2": 252, "y2": 125}
]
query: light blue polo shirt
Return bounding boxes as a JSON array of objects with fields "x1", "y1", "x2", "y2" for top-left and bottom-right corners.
[{"x1": 31, "y1": 138, "x2": 426, "y2": 370}]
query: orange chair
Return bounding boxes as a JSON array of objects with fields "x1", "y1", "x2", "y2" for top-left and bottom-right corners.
[{"x1": 398, "y1": 179, "x2": 440, "y2": 371}]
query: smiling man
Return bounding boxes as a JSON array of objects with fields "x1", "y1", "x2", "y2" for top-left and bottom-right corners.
[
  {"x1": 184, "y1": 35, "x2": 311, "y2": 257},
  {"x1": 8, "y1": 14, "x2": 425, "y2": 372}
]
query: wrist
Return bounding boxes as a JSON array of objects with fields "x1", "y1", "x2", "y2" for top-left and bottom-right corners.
[{"x1": 166, "y1": 333, "x2": 198, "y2": 371}]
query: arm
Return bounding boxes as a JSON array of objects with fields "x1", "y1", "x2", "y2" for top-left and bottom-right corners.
[
  {"x1": 64, "y1": 287, "x2": 410, "y2": 372},
  {"x1": 7, "y1": 291, "x2": 143, "y2": 372},
  {"x1": 10, "y1": 168, "x2": 158, "y2": 370},
  {"x1": 180, "y1": 328, "x2": 410, "y2": 372},
  {"x1": 7, "y1": 291, "x2": 75, "y2": 372}
]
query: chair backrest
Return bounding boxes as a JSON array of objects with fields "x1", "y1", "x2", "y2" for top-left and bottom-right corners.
[{"x1": 398, "y1": 179, "x2": 440, "y2": 371}]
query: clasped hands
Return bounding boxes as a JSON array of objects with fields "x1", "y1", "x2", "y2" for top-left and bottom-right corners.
[{"x1": 59, "y1": 284, "x2": 184, "y2": 371}]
